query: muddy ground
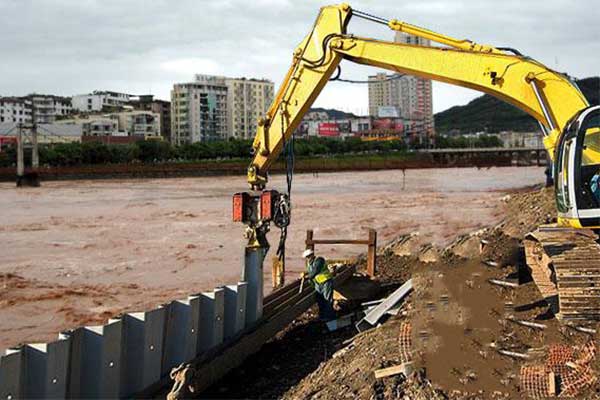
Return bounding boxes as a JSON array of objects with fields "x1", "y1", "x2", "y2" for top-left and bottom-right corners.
[
  {"x1": 202, "y1": 187, "x2": 600, "y2": 399},
  {"x1": 0, "y1": 167, "x2": 544, "y2": 352}
]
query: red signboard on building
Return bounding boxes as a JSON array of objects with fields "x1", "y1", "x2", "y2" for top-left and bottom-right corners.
[
  {"x1": 0, "y1": 137, "x2": 16, "y2": 152},
  {"x1": 318, "y1": 122, "x2": 340, "y2": 137},
  {"x1": 372, "y1": 118, "x2": 404, "y2": 132}
]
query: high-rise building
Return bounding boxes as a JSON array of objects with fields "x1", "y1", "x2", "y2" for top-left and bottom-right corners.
[
  {"x1": 171, "y1": 75, "x2": 228, "y2": 144},
  {"x1": 171, "y1": 75, "x2": 274, "y2": 144},
  {"x1": 367, "y1": 33, "x2": 435, "y2": 140},
  {"x1": 224, "y1": 77, "x2": 274, "y2": 140},
  {"x1": 394, "y1": 32, "x2": 434, "y2": 137},
  {"x1": 368, "y1": 73, "x2": 403, "y2": 118}
]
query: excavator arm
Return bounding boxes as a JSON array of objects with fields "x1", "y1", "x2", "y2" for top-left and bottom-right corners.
[{"x1": 247, "y1": 3, "x2": 589, "y2": 189}]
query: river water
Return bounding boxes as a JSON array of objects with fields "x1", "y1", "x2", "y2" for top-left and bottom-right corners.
[{"x1": 0, "y1": 166, "x2": 545, "y2": 349}]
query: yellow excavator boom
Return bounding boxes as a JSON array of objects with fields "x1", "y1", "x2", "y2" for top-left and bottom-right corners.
[{"x1": 247, "y1": 3, "x2": 589, "y2": 189}]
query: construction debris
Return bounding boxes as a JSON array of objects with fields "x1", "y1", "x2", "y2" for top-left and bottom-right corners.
[
  {"x1": 203, "y1": 188, "x2": 600, "y2": 400},
  {"x1": 506, "y1": 317, "x2": 547, "y2": 330},
  {"x1": 374, "y1": 362, "x2": 415, "y2": 379},
  {"x1": 326, "y1": 313, "x2": 355, "y2": 332},
  {"x1": 496, "y1": 349, "x2": 531, "y2": 360},
  {"x1": 355, "y1": 279, "x2": 413, "y2": 332},
  {"x1": 520, "y1": 340, "x2": 597, "y2": 398},
  {"x1": 520, "y1": 367, "x2": 556, "y2": 398},
  {"x1": 488, "y1": 278, "x2": 519, "y2": 288},
  {"x1": 565, "y1": 323, "x2": 596, "y2": 334},
  {"x1": 482, "y1": 260, "x2": 499, "y2": 267}
]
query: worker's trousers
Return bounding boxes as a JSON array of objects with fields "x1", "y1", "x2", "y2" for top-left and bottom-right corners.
[{"x1": 314, "y1": 280, "x2": 335, "y2": 321}]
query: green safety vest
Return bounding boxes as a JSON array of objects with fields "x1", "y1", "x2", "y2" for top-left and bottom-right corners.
[{"x1": 311, "y1": 257, "x2": 333, "y2": 284}]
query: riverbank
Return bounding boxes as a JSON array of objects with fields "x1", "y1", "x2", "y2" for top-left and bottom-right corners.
[{"x1": 0, "y1": 150, "x2": 520, "y2": 182}]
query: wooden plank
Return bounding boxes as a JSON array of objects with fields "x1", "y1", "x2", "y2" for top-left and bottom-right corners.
[
  {"x1": 307, "y1": 239, "x2": 371, "y2": 245},
  {"x1": 374, "y1": 363, "x2": 413, "y2": 379},
  {"x1": 548, "y1": 372, "x2": 556, "y2": 396}
]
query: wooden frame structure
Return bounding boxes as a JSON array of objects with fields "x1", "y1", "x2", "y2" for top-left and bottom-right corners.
[{"x1": 305, "y1": 228, "x2": 377, "y2": 277}]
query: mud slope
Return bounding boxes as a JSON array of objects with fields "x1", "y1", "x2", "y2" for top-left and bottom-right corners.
[{"x1": 204, "y1": 187, "x2": 600, "y2": 399}]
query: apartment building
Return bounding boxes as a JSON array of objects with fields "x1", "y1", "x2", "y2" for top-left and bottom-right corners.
[
  {"x1": 114, "y1": 110, "x2": 161, "y2": 138},
  {"x1": 368, "y1": 73, "x2": 403, "y2": 118},
  {"x1": 171, "y1": 75, "x2": 228, "y2": 144},
  {"x1": 28, "y1": 94, "x2": 72, "y2": 124},
  {"x1": 57, "y1": 116, "x2": 118, "y2": 136},
  {"x1": 368, "y1": 33, "x2": 434, "y2": 140},
  {"x1": 0, "y1": 97, "x2": 32, "y2": 124},
  {"x1": 129, "y1": 95, "x2": 171, "y2": 141},
  {"x1": 72, "y1": 91, "x2": 134, "y2": 112},
  {"x1": 394, "y1": 32, "x2": 434, "y2": 137},
  {"x1": 171, "y1": 75, "x2": 274, "y2": 144},
  {"x1": 224, "y1": 77, "x2": 274, "y2": 140}
]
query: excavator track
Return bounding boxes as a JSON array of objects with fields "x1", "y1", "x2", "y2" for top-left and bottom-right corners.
[{"x1": 524, "y1": 226, "x2": 600, "y2": 321}]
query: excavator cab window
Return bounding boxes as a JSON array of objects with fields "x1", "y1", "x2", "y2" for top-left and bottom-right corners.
[
  {"x1": 574, "y1": 108, "x2": 600, "y2": 213},
  {"x1": 555, "y1": 131, "x2": 574, "y2": 214}
]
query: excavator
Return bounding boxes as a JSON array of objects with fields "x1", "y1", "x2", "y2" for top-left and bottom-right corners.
[{"x1": 233, "y1": 4, "x2": 600, "y2": 321}]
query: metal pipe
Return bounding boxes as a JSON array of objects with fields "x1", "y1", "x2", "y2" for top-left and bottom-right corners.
[{"x1": 530, "y1": 79, "x2": 556, "y2": 134}]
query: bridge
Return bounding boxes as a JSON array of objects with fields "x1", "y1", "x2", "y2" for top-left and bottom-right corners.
[{"x1": 418, "y1": 147, "x2": 548, "y2": 166}]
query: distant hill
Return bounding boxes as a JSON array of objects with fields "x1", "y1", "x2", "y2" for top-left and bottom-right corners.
[
  {"x1": 434, "y1": 77, "x2": 600, "y2": 134},
  {"x1": 309, "y1": 107, "x2": 358, "y2": 119}
]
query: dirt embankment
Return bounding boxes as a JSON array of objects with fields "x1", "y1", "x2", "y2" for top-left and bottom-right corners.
[{"x1": 204, "y1": 187, "x2": 600, "y2": 399}]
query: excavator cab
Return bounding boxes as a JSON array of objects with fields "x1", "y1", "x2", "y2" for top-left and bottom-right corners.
[{"x1": 555, "y1": 105, "x2": 600, "y2": 227}]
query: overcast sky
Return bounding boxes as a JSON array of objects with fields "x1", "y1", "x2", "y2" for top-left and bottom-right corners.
[{"x1": 1, "y1": 0, "x2": 598, "y2": 114}]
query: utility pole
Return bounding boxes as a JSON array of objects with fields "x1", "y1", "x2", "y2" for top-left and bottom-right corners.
[
  {"x1": 31, "y1": 122, "x2": 39, "y2": 169},
  {"x1": 16, "y1": 123, "x2": 24, "y2": 183}
]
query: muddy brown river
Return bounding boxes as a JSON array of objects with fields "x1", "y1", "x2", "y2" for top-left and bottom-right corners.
[{"x1": 0, "y1": 167, "x2": 545, "y2": 350}]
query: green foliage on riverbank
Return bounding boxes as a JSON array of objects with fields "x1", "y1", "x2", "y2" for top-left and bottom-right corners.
[
  {"x1": 0, "y1": 133, "x2": 504, "y2": 169},
  {"x1": 0, "y1": 137, "x2": 410, "y2": 168}
]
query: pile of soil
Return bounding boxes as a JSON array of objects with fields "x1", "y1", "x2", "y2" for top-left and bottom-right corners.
[{"x1": 202, "y1": 187, "x2": 600, "y2": 399}]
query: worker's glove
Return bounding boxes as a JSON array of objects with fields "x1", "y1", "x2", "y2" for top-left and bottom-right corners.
[{"x1": 300, "y1": 272, "x2": 307, "y2": 279}]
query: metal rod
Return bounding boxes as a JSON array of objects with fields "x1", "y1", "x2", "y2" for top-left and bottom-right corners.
[
  {"x1": 352, "y1": 9, "x2": 390, "y2": 25},
  {"x1": 530, "y1": 79, "x2": 556, "y2": 134}
]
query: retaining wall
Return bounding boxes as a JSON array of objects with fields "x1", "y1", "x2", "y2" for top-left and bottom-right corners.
[{"x1": 0, "y1": 282, "x2": 250, "y2": 399}]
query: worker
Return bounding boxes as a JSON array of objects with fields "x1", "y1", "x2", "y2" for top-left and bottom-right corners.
[{"x1": 302, "y1": 248, "x2": 335, "y2": 321}]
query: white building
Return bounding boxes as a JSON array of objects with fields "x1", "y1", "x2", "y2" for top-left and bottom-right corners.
[
  {"x1": 28, "y1": 94, "x2": 72, "y2": 124},
  {"x1": 0, "y1": 97, "x2": 32, "y2": 124},
  {"x1": 171, "y1": 75, "x2": 274, "y2": 144},
  {"x1": 114, "y1": 110, "x2": 161, "y2": 138},
  {"x1": 57, "y1": 116, "x2": 118, "y2": 136},
  {"x1": 72, "y1": 91, "x2": 134, "y2": 112},
  {"x1": 171, "y1": 76, "x2": 229, "y2": 144},
  {"x1": 224, "y1": 77, "x2": 274, "y2": 140}
]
